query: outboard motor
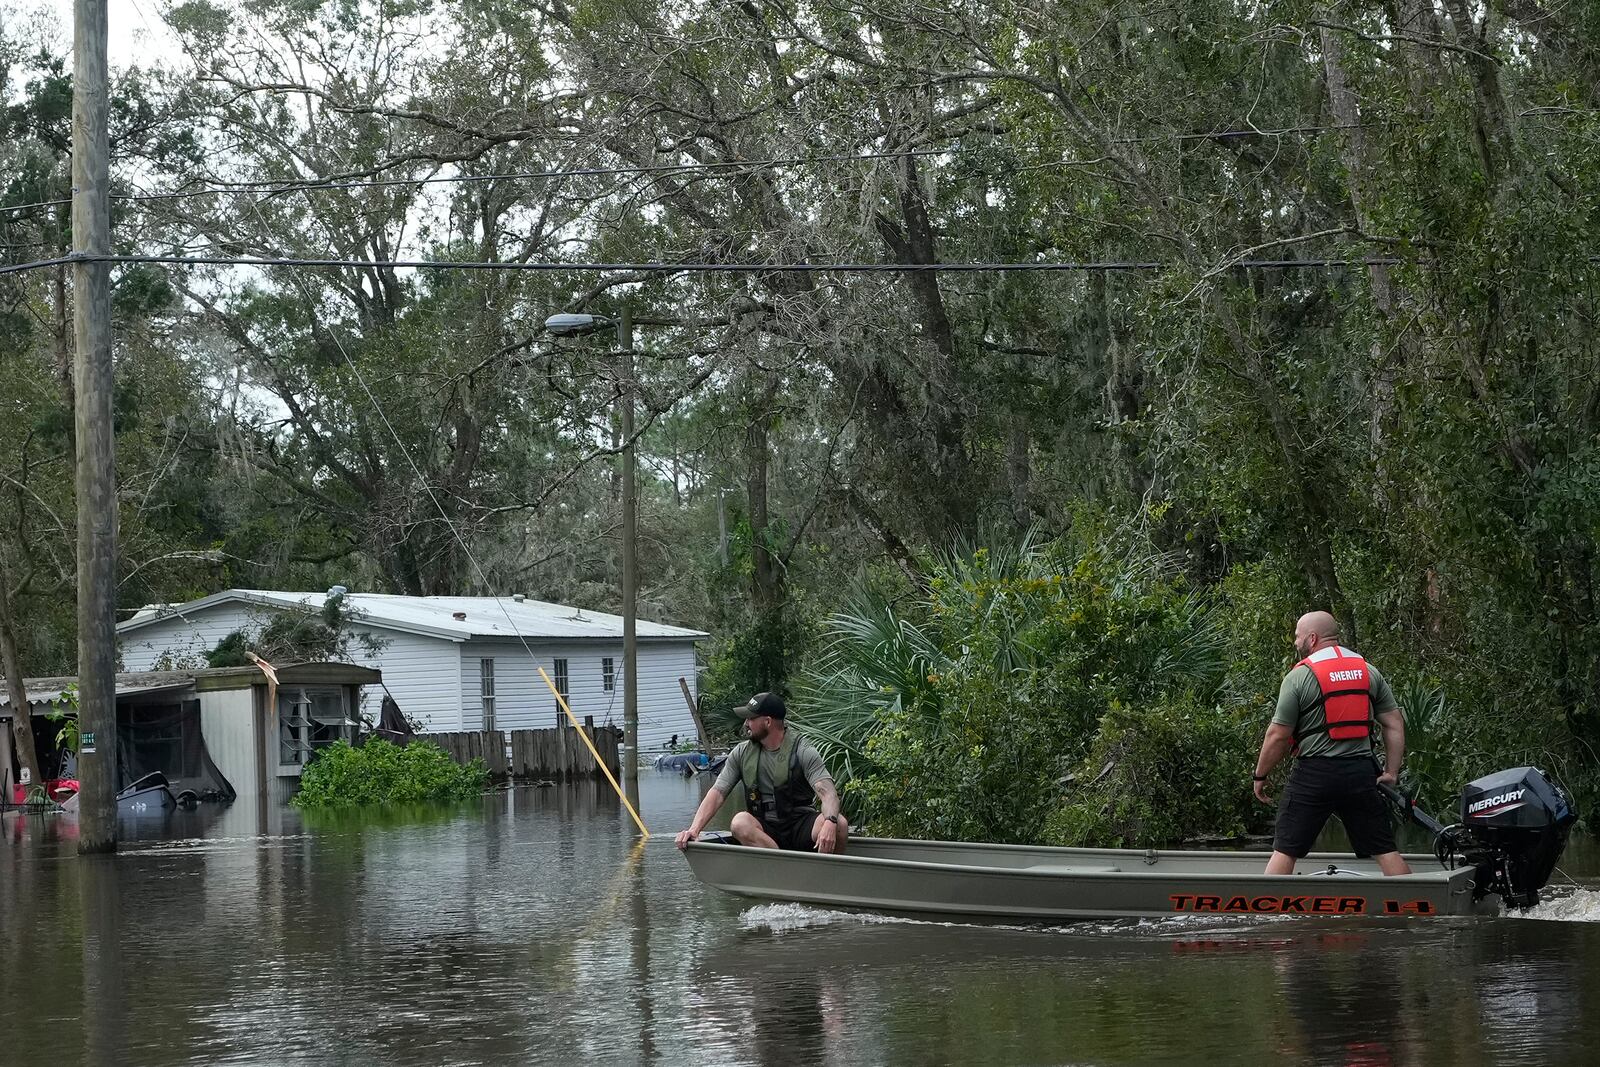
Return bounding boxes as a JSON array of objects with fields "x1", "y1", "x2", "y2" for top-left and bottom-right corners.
[
  {"x1": 1383, "y1": 766, "x2": 1575, "y2": 909},
  {"x1": 1454, "y1": 767, "x2": 1575, "y2": 908}
]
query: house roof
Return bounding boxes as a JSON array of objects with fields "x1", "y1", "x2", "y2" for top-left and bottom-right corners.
[
  {"x1": 0, "y1": 672, "x2": 195, "y2": 711},
  {"x1": 195, "y1": 662, "x2": 382, "y2": 691},
  {"x1": 0, "y1": 663, "x2": 383, "y2": 713},
  {"x1": 118, "y1": 589, "x2": 710, "y2": 644}
]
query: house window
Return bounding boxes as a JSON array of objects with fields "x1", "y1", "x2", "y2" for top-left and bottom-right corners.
[
  {"x1": 280, "y1": 687, "x2": 353, "y2": 770},
  {"x1": 480, "y1": 658, "x2": 496, "y2": 732},
  {"x1": 554, "y1": 658, "x2": 569, "y2": 704},
  {"x1": 126, "y1": 703, "x2": 186, "y2": 776},
  {"x1": 602, "y1": 657, "x2": 615, "y2": 692}
]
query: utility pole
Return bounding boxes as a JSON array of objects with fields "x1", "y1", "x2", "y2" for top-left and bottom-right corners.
[
  {"x1": 544, "y1": 305, "x2": 645, "y2": 815},
  {"x1": 72, "y1": 0, "x2": 118, "y2": 853},
  {"x1": 618, "y1": 306, "x2": 640, "y2": 811}
]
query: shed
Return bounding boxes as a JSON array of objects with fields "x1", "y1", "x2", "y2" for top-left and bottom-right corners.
[{"x1": 1, "y1": 662, "x2": 379, "y2": 806}]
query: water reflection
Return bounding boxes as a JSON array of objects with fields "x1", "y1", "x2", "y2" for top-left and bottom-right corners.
[
  {"x1": 629, "y1": 841, "x2": 658, "y2": 1065},
  {"x1": 79, "y1": 856, "x2": 125, "y2": 1066},
  {"x1": 1273, "y1": 932, "x2": 1416, "y2": 1066},
  {"x1": 4, "y1": 775, "x2": 1600, "y2": 1066}
]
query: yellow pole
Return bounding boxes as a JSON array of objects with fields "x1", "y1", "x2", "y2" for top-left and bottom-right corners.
[{"x1": 539, "y1": 666, "x2": 649, "y2": 838}]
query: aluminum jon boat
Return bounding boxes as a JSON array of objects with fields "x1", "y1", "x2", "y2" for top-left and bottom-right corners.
[{"x1": 684, "y1": 765, "x2": 1576, "y2": 920}]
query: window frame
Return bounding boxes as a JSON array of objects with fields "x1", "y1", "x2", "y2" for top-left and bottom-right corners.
[
  {"x1": 277, "y1": 686, "x2": 354, "y2": 775},
  {"x1": 601, "y1": 656, "x2": 615, "y2": 692},
  {"x1": 553, "y1": 658, "x2": 569, "y2": 704},
  {"x1": 480, "y1": 657, "x2": 496, "y2": 732}
]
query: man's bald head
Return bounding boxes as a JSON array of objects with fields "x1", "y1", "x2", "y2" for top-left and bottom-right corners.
[{"x1": 1294, "y1": 611, "x2": 1341, "y2": 657}]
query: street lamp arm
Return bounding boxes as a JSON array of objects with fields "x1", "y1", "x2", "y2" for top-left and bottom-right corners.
[{"x1": 626, "y1": 313, "x2": 749, "y2": 329}]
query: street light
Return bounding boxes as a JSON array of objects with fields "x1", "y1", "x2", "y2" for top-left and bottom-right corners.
[
  {"x1": 543, "y1": 312, "x2": 609, "y2": 336},
  {"x1": 543, "y1": 306, "x2": 641, "y2": 813}
]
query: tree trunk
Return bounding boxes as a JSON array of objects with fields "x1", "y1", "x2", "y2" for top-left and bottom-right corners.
[
  {"x1": 0, "y1": 573, "x2": 45, "y2": 797},
  {"x1": 54, "y1": 262, "x2": 73, "y2": 405},
  {"x1": 745, "y1": 378, "x2": 786, "y2": 689},
  {"x1": 873, "y1": 152, "x2": 974, "y2": 535},
  {"x1": 1093, "y1": 272, "x2": 1145, "y2": 500},
  {"x1": 1007, "y1": 423, "x2": 1032, "y2": 529},
  {"x1": 1318, "y1": 15, "x2": 1402, "y2": 481},
  {"x1": 1440, "y1": 0, "x2": 1517, "y2": 190}
]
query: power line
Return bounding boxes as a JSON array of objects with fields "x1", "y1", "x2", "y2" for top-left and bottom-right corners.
[
  {"x1": 0, "y1": 255, "x2": 77, "y2": 276},
  {"x1": 2, "y1": 104, "x2": 1587, "y2": 221},
  {"x1": 0, "y1": 147, "x2": 949, "y2": 217},
  {"x1": 0, "y1": 124, "x2": 1381, "y2": 219},
  {"x1": 0, "y1": 251, "x2": 1407, "y2": 278}
]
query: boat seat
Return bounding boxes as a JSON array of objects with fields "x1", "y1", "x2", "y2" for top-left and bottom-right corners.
[{"x1": 1025, "y1": 864, "x2": 1121, "y2": 874}]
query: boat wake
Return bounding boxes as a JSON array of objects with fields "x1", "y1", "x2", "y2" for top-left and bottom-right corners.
[
  {"x1": 740, "y1": 903, "x2": 926, "y2": 933},
  {"x1": 738, "y1": 902, "x2": 1290, "y2": 937},
  {"x1": 1508, "y1": 886, "x2": 1600, "y2": 922},
  {"x1": 740, "y1": 883, "x2": 1600, "y2": 937}
]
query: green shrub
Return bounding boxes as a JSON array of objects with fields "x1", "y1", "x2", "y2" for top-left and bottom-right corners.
[
  {"x1": 850, "y1": 670, "x2": 1068, "y2": 843},
  {"x1": 800, "y1": 530, "x2": 1232, "y2": 842},
  {"x1": 291, "y1": 739, "x2": 488, "y2": 809},
  {"x1": 1047, "y1": 697, "x2": 1262, "y2": 848}
]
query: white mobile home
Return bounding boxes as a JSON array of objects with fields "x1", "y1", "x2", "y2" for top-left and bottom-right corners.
[{"x1": 116, "y1": 590, "x2": 708, "y2": 750}]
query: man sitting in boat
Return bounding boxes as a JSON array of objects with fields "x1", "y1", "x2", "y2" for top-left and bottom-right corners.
[
  {"x1": 1252, "y1": 611, "x2": 1411, "y2": 876},
  {"x1": 673, "y1": 692, "x2": 848, "y2": 854}
]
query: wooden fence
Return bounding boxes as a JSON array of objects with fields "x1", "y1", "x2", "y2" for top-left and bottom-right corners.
[{"x1": 426, "y1": 718, "x2": 623, "y2": 782}]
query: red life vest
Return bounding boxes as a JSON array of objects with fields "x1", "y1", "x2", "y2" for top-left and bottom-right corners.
[{"x1": 1295, "y1": 645, "x2": 1374, "y2": 744}]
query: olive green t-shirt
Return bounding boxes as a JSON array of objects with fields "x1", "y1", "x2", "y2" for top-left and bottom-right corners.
[
  {"x1": 1272, "y1": 648, "x2": 1399, "y2": 758},
  {"x1": 713, "y1": 734, "x2": 832, "y2": 809}
]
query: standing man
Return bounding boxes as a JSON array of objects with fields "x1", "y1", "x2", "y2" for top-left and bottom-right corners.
[
  {"x1": 1252, "y1": 611, "x2": 1410, "y2": 876},
  {"x1": 674, "y1": 692, "x2": 848, "y2": 854}
]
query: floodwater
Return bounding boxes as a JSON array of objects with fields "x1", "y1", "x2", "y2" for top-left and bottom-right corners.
[{"x1": 4, "y1": 777, "x2": 1600, "y2": 1067}]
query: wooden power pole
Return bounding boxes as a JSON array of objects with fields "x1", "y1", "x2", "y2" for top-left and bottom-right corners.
[{"x1": 72, "y1": 0, "x2": 118, "y2": 853}]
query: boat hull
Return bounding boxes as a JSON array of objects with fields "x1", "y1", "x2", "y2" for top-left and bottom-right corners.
[
  {"x1": 683, "y1": 835, "x2": 1495, "y2": 919},
  {"x1": 115, "y1": 772, "x2": 178, "y2": 816},
  {"x1": 116, "y1": 784, "x2": 177, "y2": 816}
]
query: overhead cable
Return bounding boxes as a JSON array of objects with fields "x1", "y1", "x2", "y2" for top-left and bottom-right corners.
[
  {"x1": 0, "y1": 251, "x2": 1407, "y2": 278},
  {"x1": 0, "y1": 124, "x2": 1382, "y2": 218}
]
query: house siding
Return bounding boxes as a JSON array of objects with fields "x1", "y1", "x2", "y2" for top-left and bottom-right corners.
[
  {"x1": 358, "y1": 629, "x2": 464, "y2": 731},
  {"x1": 200, "y1": 687, "x2": 260, "y2": 800},
  {"x1": 460, "y1": 640, "x2": 699, "y2": 751},
  {"x1": 120, "y1": 603, "x2": 273, "y2": 671}
]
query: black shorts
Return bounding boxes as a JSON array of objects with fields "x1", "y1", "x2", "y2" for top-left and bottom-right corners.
[
  {"x1": 765, "y1": 812, "x2": 819, "y2": 852},
  {"x1": 1273, "y1": 757, "x2": 1397, "y2": 858}
]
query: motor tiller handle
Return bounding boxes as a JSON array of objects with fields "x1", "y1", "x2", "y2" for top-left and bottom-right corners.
[{"x1": 1377, "y1": 780, "x2": 1448, "y2": 837}]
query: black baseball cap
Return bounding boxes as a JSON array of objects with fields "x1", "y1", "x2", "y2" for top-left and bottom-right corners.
[{"x1": 737, "y1": 692, "x2": 787, "y2": 720}]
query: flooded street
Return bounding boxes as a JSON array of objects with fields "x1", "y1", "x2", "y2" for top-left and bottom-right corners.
[{"x1": 5, "y1": 775, "x2": 1600, "y2": 1066}]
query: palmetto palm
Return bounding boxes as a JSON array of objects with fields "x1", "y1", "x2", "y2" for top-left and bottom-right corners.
[{"x1": 790, "y1": 581, "x2": 950, "y2": 783}]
